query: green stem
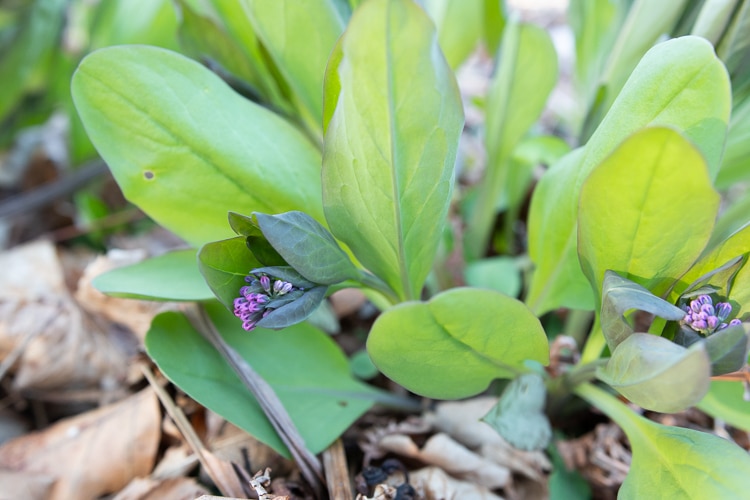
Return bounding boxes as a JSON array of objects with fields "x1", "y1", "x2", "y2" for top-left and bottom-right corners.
[
  {"x1": 580, "y1": 316, "x2": 606, "y2": 364},
  {"x1": 357, "y1": 271, "x2": 400, "y2": 305},
  {"x1": 564, "y1": 309, "x2": 594, "y2": 347}
]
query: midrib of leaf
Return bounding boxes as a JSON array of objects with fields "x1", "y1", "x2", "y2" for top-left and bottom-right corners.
[{"x1": 385, "y1": 0, "x2": 414, "y2": 301}]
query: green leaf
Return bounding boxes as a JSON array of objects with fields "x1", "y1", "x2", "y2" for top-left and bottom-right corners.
[
  {"x1": 716, "y1": 92, "x2": 750, "y2": 188},
  {"x1": 0, "y1": 0, "x2": 66, "y2": 120},
  {"x1": 255, "y1": 211, "x2": 359, "y2": 285},
  {"x1": 527, "y1": 148, "x2": 595, "y2": 313},
  {"x1": 527, "y1": 37, "x2": 730, "y2": 315},
  {"x1": 580, "y1": 0, "x2": 692, "y2": 139},
  {"x1": 256, "y1": 286, "x2": 328, "y2": 330},
  {"x1": 578, "y1": 127, "x2": 720, "y2": 302},
  {"x1": 423, "y1": 0, "x2": 483, "y2": 69},
  {"x1": 578, "y1": 383, "x2": 750, "y2": 499},
  {"x1": 597, "y1": 333, "x2": 711, "y2": 413},
  {"x1": 227, "y1": 212, "x2": 287, "y2": 267},
  {"x1": 680, "y1": 223, "x2": 750, "y2": 316},
  {"x1": 481, "y1": 373, "x2": 552, "y2": 451},
  {"x1": 464, "y1": 20, "x2": 558, "y2": 260},
  {"x1": 72, "y1": 45, "x2": 324, "y2": 247},
  {"x1": 322, "y1": 0, "x2": 464, "y2": 301},
  {"x1": 464, "y1": 257, "x2": 521, "y2": 297},
  {"x1": 600, "y1": 271, "x2": 686, "y2": 351},
  {"x1": 367, "y1": 288, "x2": 549, "y2": 399},
  {"x1": 92, "y1": 249, "x2": 213, "y2": 301},
  {"x1": 88, "y1": 0, "x2": 179, "y2": 50},
  {"x1": 198, "y1": 236, "x2": 262, "y2": 310},
  {"x1": 482, "y1": 0, "x2": 506, "y2": 56},
  {"x1": 145, "y1": 302, "x2": 383, "y2": 456},
  {"x1": 244, "y1": 0, "x2": 348, "y2": 139},
  {"x1": 698, "y1": 381, "x2": 750, "y2": 432}
]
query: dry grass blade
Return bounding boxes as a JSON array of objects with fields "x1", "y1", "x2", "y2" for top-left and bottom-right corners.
[{"x1": 183, "y1": 304, "x2": 325, "y2": 495}]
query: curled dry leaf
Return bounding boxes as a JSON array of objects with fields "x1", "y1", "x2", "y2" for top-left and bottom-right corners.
[
  {"x1": 411, "y1": 466, "x2": 504, "y2": 500},
  {"x1": 0, "y1": 388, "x2": 160, "y2": 500},
  {"x1": 425, "y1": 397, "x2": 551, "y2": 480},
  {"x1": 377, "y1": 432, "x2": 510, "y2": 489},
  {"x1": 0, "y1": 240, "x2": 133, "y2": 392}
]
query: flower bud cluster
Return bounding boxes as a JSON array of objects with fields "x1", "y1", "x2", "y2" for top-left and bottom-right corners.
[
  {"x1": 681, "y1": 294, "x2": 741, "y2": 335},
  {"x1": 233, "y1": 274, "x2": 297, "y2": 331}
]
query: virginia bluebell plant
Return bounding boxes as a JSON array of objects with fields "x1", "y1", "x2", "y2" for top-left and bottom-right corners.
[{"x1": 234, "y1": 273, "x2": 301, "y2": 331}]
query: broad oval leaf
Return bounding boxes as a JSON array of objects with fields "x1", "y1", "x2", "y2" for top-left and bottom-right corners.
[
  {"x1": 527, "y1": 36, "x2": 730, "y2": 315},
  {"x1": 72, "y1": 45, "x2": 324, "y2": 246},
  {"x1": 367, "y1": 288, "x2": 549, "y2": 399},
  {"x1": 93, "y1": 249, "x2": 213, "y2": 301},
  {"x1": 578, "y1": 382, "x2": 750, "y2": 499},
  {"x1": 600, "y1": 271, "x2": 685, "y2": 351},
  {"x1": 578, "y1": 127, "x2": 720, "y2": 302},
  {"x1": 597, "y1": 333, "x2": 711, "y2": 413},
  {"x1": 255, "y1": 211, "x2": 359, "y2": 285},
  {"x1": 145, "y1": 302, "x2": 384, "y2": 456},
  {"x1": 322, "y1": 0, "x2": 464, "y2": 301},
  {"x1": 198, "y1": 236, "x2": 262, "y2": 309}
]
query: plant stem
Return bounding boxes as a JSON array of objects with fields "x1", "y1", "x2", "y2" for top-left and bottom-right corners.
[
  {"x1": 580, "y1": 316, "x2": 606, "y2": 364},
  {"x1": 357, "y1": 270, "x2": 401, "y2": 305},
  {"x1": 564, "y1": 309, "x2": 594, "y2": 347}
]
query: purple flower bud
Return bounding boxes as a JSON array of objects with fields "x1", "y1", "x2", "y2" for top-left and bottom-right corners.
[
  {"x1": 260, "y1": 275, "x2": 271, "y2": 293},
  {"x1": 692, "y1": 320, "x2": 708, "y2": 330},
  {"x1": 729, "y1": 319, "x2": 742, "y2": 327},
  {"x1": 700, "y1": 303, "x2": 715, "y2": 316},
  {"x1": 715, "y1": 302, "x2": 732, "y2": 322},
  {"x1": 273, "y1": 280, "x2": 293, "y2": 295},
  {"x1": 707, "y1": 316, "x2": 719, "y2": 330}
]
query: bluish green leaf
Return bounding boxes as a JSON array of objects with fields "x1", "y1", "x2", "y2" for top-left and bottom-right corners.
[
  {"x1": 464, "y1": 20, "x2": 558, "y2": 260},
  {"x1": 198, "y1": 236, "x2": 262, "y2": 309},
  {"x1": 367, "y1": 288, "x2": 548, "y2": 399},
  {"x1": 322, "y1": 0, "x2": 464, "y2": 300},
  {"x1": 92, "y1": 249, "x2": 213, "y2": 301},
  {"x1": 716, "y1": 96, "x2": 750, "y2": 188},
  {"x1": 481, "y1": 373, "x2": 551, "y2": 451},
  {"x1": 578, "y1": 383, "x2": 750, "y2": 499},
  {"x1": 578, "y1": 127, "x2": 720, "y2": 302},
  {"x1": 527, "y1": 37, "x2": 730, "y2": 315},
  {"x1": 72, "y1": 45, "x2": 324, "y2": 247},
  {"x1": 600, "y1": 271, "x2": 685, "y2": 351},
  {"x1": 256, "y1": 286, "x2": 328, "y2": 330},
  {"x1": 145, "y1": 302, "x2": 384, "y2": 456},
  {"x1": 597, "y1": 333, "x2": 711, "y2": 413},
  {"x1": 255, "y1": 211, "x2": 359, "y2": 285}
]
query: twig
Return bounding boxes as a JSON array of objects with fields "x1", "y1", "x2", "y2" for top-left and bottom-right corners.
[
  {"x1": 323, "y1": 438, "x2": 354, "y2": 500},
  {"x1": 183, "y1": 303, "x2": 326, "y2": 496},
  {"x1": 140, "y1": 362, "x2": 240, "y2": 497}
]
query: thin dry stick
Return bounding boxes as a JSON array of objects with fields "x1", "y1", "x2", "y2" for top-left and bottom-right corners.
[
  {"x1": 183, "y1": 303, "x2": 325, "y2": 495},
  {"x1": 140, "y1": 362, "x2": 239, "y2": 497},
  {"x1": 323, "y1": 438, "x2": 354, "y2": 500}
]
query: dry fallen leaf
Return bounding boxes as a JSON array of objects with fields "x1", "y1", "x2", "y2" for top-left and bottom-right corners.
[
  {"x1": 113, "y1": 477, "x2": 209, "y2": 500},
  {"x1": 0, "y1": 388, "x2": 160, "y2": 499},
  {"x1": 411, "y1": 466, "x2": 505, "y2": 500},
  {"x1": 0, "y1": 240, "x2": 133, "y2": 393},
  {"x1": 426, "y1": 397, "x2": 551, "y2": 481},
  {"x1": 376, "y1": 432, "x2": 510, "y2": 489}
]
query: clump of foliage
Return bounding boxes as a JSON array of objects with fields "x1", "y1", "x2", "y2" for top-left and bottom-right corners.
[{"x1": 66, "y1": 0, "x2": 750, "y2": 497}]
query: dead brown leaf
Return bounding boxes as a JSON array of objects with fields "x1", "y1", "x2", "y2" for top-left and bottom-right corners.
[
  {"x1": 0, "y1": 387, "x2": 160, "y2": 499},
  {"x1": 0, "y1": 240, "x2": 133, "y2": 394},
  {"x1": 411, "y1": 466, "x2": 505, "y2": 500},
  {"x1": 113, "y1": 477, "x2": 209, "y2": 500}
]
